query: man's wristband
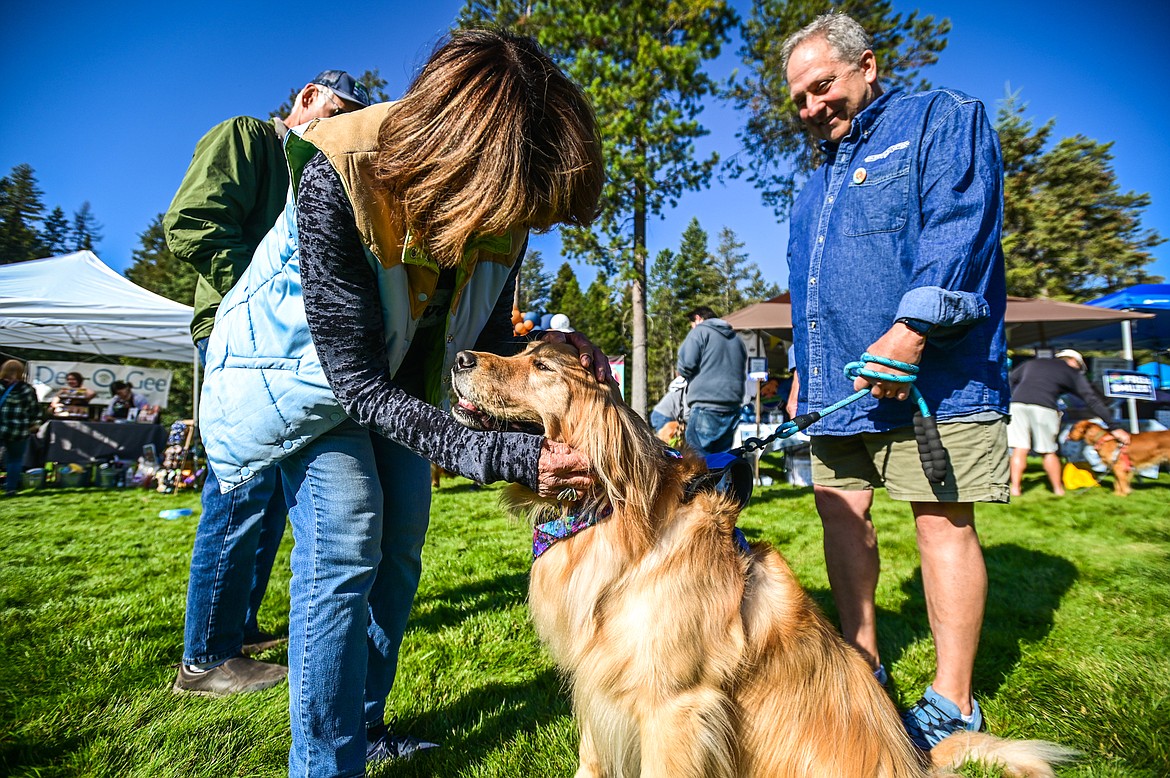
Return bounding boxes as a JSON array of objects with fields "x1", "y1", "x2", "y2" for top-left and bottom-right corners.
[{"x1": 895, "y1": 317, "x2": 934, "y2": 337}]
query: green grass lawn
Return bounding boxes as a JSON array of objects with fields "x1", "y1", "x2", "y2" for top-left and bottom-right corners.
[{"x1": 2, "y1": 459, "x2": 1168, "y2": 777}]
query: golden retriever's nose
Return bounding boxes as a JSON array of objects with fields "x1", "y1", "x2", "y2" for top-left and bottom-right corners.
[{"x1": 454, "y1": 351, "x2": 478, "y2": 372}]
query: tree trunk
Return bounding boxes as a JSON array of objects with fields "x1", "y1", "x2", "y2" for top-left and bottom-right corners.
[{"x1": 631, "y1": 176, "x2": 648, "y2": 419}]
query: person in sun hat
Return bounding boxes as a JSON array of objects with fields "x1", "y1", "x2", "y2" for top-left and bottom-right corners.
[
  {"x1": 165, "y1": 70, "x2": 370, "y2": 701},
  {"x1": 1053, "y1": 348, "x2": 1085, "y2": 372},
  {"x1": 1008, "y1": 349, "x2": 1130, "y2": 496}
]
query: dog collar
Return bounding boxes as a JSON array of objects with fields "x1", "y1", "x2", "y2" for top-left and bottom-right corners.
[
  {"x1": 533, "y1": 504, "x2": 613, "y2": 560},
  {"x1": 1098, "y1": 433, "x2": 1129, "y2": 465}
]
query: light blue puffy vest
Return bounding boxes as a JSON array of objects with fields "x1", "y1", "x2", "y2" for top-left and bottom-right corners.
[{"x1": 201, "y1": 106, "x2": 524, "y2": 491}]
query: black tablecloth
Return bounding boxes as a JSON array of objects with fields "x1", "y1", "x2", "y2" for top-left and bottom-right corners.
[{"x1": 24, "y1": 421, "x2": 168, "y2": 467}]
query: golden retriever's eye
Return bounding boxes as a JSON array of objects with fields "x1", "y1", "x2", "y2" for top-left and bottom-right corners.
[{"x1": 533, "y1": 360, "x2": 552, "y2": 372}]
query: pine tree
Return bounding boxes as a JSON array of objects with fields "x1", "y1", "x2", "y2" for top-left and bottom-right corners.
[
  {"x1": 741, "y1": 265, "x2": 782, "y2": 304},
  {"x1": 459, "y1": 0, "x2": 738, "y2": 417},
  {"x1": 70, "y1": 201, "x2": 103, "y2": 252},
  {"x1": 671, "y1": 218, "x2": 725, "y2": 316},
  {"x1": 121, "y1": 214, "x2": 199, "y2": 426},
  {"x1": 0, "y1": 163, "x2": 48, "y2": 263},
  {"x1": 711, "y1": 226, "x2": 779, "y2": 313},
  {"x1": 41, "y1": 206, "x2": 71, "y2": 256},
  {"x1": 997, "y1": 95, "x2": 1164, "y2": 300},
  {"x1": 646, "y1": 219, "x2": 721, "y2": 395},
  {"x1": 547, "y1": 262, "x2": 587, "y2": 325},
  {"x1": 712, "y1": 227, "x2": 748, "y2": 314},
  {"x1": 517, "y1": 247, "x2": 552, "y2": 314},
  {"x1": 124, "y1": 214, "x2": 199, "y2": 305},
  {"x1": 732, "y1": 0, "x2": 950, "y2": 215},
  {"x1": 579, "y1": 272, "x2": 628, "y2": 359},
  {"x1": 647, "y1": 248, "x2": 684, "y2": 399}
]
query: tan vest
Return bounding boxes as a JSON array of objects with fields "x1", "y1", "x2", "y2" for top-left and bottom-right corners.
[{"x1": 294, "y1": 103, "x2": 527, "y2": 320}]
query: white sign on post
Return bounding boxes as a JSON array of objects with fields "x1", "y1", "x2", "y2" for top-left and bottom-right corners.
[
  {"x1": 1101, "y1": 370, "x2": 1157, "y2": 402},
  {"x1": 28, "y1": 361, "x2": 174, "y2": 408}
]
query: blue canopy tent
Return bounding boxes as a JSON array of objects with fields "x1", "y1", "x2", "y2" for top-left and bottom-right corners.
[
  {"x1": 1047, "y1": 284, "x2": 1170, "y2": 430},
  {"x1": 1047, "y1": 284, "x2": 1170, "y2": 350},
  {"x1": 1136, "y1": 361, "x2": 1170, "y2": 390}
]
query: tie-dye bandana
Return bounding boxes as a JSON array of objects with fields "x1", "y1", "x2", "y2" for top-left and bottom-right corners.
[{"x1": 533, "y1": 505, "x2": 614, "y2": 560}]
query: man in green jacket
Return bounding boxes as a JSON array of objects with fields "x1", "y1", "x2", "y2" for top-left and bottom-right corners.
[{"x1": 165, "y1": 70, "x2": 370, "y2": 697}]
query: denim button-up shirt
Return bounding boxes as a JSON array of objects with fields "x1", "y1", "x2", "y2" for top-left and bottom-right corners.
[{"x1": 788, "y1": 88, "x2": 1009, "y2": 435}]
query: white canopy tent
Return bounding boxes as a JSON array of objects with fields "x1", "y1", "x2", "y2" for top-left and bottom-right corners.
[{"x1": 0, "y1": 250, "x2": 198, "y2": 415}]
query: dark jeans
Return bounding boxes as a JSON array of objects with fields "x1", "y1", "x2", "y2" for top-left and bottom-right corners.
[
  {"x1": 183, "y1": 338, "x2": 288, "y2": 665},
  {"x1": 684, "y1": 405, "x2": 740, "y2": 457},
  {"x1": 183, "y1": 464, "x2": 287, "y2": 664},
  {"x1": 3, "y1": 437, "x2": 29, "y2": 493}
]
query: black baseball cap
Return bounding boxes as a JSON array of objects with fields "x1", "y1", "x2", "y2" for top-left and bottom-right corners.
[{"x1": 310, "y1": 70, "x2": 371, "y2": 107}]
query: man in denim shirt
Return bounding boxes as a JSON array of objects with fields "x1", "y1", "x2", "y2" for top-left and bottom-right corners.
[{"x1": 784, "y1": 13, "x2": 1010, "y2": 750}]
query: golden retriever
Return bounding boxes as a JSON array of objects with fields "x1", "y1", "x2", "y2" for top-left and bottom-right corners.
[
  {"x1": 1068, "y1": 420, "x2": 1170, "y2": 496},
  {"x1": 451, "y1": 341, "x2": 1072, "y2": 778}
]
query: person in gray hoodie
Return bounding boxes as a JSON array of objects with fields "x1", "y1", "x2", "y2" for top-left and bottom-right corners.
[{"x1": 677, "y1": 306, "x2": 748, "y2": 455}]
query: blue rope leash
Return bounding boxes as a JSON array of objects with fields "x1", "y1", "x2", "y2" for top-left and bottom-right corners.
[{"x1": 734, "y1": 353, "x2": 947, "y2": 483}]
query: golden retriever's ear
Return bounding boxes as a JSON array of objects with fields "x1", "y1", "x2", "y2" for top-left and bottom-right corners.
[{"x1": 567, "y1": 381, "x2": 663, "y2": 527}]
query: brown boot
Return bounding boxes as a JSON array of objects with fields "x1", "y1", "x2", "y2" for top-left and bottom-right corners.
[
  {"x1": 172, "y1": 656, "x2": 287, "y2": 698},
  {"x1": 242, "y1": 630, "x2": 288, "y2": 656}
]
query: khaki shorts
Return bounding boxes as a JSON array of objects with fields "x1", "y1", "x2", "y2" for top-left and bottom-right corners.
[
  {"x1": 1006, "y1": 403, "x2": 1060, "y2": 454},
  {"x1": 811, "y1": 418, "x2": 1009, "y2": 503}
]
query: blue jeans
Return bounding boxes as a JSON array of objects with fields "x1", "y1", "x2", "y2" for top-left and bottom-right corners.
[
  {"x1": 184, "y1": 337, "x2": 288, "y2": 664},
  {"x1": 649, "y1": 410, "x2": 671, "y2": 432},
  {"x1": 685, "y1": 405, "x2": 740, "y2": 457},
  {"x1": 3, "y1": 437, "x2": 28, "y2": 493},
  {"x1": 279, "y1": 419, "x2": 431, "y2": 778},
  {"x1": 183, "y1": 464, "x2": 287, "y2": 663}
]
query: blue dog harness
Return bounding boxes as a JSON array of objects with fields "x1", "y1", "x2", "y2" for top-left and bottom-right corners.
[
  {"x1": 531, "y1": 447, "x2": 752, "y2": 559},
  {"x1": 531, "y1": 353, "x2": 945, "y2": 559}
]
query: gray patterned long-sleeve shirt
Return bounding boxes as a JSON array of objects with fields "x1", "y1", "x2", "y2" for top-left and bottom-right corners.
[{"x1": 297, "y1": 151, "x2": 542, "y2": 489}]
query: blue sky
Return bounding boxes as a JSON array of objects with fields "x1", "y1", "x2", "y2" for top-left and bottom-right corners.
[{"x1": 3, "y1": 0, "x2": 1168, "y2": 295}]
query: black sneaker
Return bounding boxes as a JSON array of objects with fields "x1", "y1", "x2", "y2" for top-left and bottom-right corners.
[
  {"x1": 172, "y1": 656, "x2": 287, "y2": 698},
  {"x1": 366, "y1": 725, "x2": 439, "y2": 764}
]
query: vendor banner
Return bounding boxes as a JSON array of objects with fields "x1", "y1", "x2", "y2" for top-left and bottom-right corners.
[
  {"x1": 607, "y1": 355, "x2": 625, "y2": 400},
  {"x1": 28, "y1": 361, "x2": 174, "y2": 408}
]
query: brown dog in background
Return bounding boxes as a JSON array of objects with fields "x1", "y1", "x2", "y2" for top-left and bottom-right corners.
[
  {"x1": 655, "y1": 419, "x2": 685, "y2": 448},
  {"x1": 1068, "y1": 420, "x2": 1170, "y2": 496},
  {"x1": 451, "y1": 341, "x2": 1072, "y2": 778}
]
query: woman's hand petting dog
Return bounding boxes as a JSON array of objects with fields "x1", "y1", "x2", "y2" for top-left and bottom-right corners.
[
  {"x1": 536, "y1": 439, "x2": 593, "y2": 499},
  {"x1": 539, "y1": 329, "x2": 612, "y2": 383}
]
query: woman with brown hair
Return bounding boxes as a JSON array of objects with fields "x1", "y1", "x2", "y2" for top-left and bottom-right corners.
[
  {"x1": 48, "y1": 371, "x2": 96, "y2": 419},
  {"x1": 1, "y1": 359, "x2": 43, "y2": 496},
  {"x1": 199, "y1": 30, "x2": 605, "y2": 777}
]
